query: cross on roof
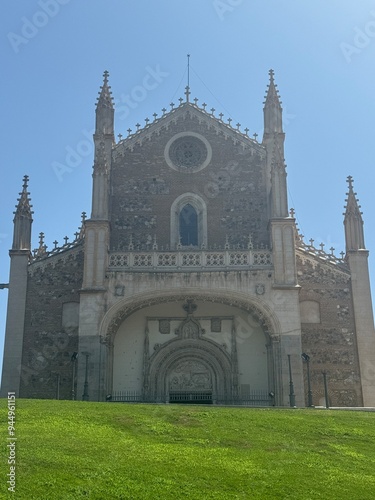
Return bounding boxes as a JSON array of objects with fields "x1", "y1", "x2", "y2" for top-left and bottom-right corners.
[
  {"x1": 64, "y1": 236, "x2": 69, "y2": 245},
  {"x1": 183, "y1": 299, "x2": 197, "y2": 315},
  {"x1": 53, "y1": 240, "x2": 58, "y2": 249},
  {"x1": 185, "y1": 85, "x2": 191, "y2": 102},
  {"x1": 290, "y1": 208, "x2": 295, "y2": 217},
  {"x1": 253, "y1": 132, "x2": 258, "y2": 141}
]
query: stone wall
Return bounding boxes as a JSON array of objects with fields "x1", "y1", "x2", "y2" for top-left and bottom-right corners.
[
  {"x1": 19, "y1": 249, "x2": 84, "y2": 399},
  {"x1": 110, "y1": 111, "x2": 269, "y2": 251},
  {"x1": 297, "y1": 252, "x2": 363, "y2": 406}
]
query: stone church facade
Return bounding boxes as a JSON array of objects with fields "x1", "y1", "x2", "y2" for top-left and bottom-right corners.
[{"x1": 2, "y1": 70, "x2": 375, "y2": 407}]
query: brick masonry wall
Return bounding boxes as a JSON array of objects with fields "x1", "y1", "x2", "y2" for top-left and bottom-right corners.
[
  {"x1": 20, "y1": 250, "x2": 84, "y2": 399},
  {"x1": 297, "y1": 253, "x2": 363, "y2": 406},
  {"x1": 110, "y1": 112, "x2": 269, "y2": 251}
]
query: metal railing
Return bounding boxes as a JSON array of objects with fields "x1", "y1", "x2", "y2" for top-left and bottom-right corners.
[{"x1": 109, "y1": 390, "x2": 273, "y2": 406}]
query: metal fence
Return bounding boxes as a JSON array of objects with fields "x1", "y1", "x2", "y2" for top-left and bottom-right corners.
[{"x1": 109, "y1": 390, "x2": 273, "y2": 406}]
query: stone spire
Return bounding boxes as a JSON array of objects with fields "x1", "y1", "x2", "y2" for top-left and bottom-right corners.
[
  {"x1": 96, "y1": 70, "x2": 114, "y2": 110},
  {"x1": 95, "y1": 70, "x2": 114, "y2": 136},
  {"x1": 344, "y1": 176, "x2": 365, "y2": 251},
  {"x1": 12, "y1": 175, "x2": 33, "y2": 251},
  {"x1": 263, "y1": 69, "x2": 283, "y2": 135}
]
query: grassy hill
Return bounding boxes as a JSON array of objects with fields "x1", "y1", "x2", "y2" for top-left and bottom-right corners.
[{"x1": 2, "y1": 400, "x2": 375, "y2": 499}]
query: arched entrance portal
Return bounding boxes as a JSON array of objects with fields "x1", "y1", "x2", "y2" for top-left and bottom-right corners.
[
  {"x1": 168, "y1": 358, "x2": 213, "y2": 403},
  {"x1": 108, "y1": 296, "x2": 281, "y2": 405}
]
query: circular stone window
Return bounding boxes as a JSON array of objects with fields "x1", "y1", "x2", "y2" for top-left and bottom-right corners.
[{"x1": 164, "y1": 132, "x2": 212, "y2": 173}]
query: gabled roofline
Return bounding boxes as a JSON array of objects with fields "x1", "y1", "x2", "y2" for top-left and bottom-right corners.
[{"x1": 112, "y1": 101, "x2": 265, "y2": 160}]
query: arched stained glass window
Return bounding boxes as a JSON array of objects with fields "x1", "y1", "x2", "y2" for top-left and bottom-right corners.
[{"x1": 179, "y1": 204, "x2": 198, "y2": 246}]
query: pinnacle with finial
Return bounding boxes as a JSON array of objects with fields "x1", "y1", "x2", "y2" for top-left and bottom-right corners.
[
  {"x1": 96, "y1": 70, "x2": 113, "y2": 109},
  {"x1": 15, "y1": 175, "x2": 33, "y2": 219}
]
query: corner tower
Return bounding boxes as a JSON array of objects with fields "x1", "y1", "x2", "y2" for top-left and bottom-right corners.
[
  {"x1": 77, "y1": 71, "x2": 114, "y2": 401},
  {"x1": 1, "y1": 176, "x2": 33, "y2": 397},
  {"x1": 344, "y1": 176, "x2": 375, "y2": 406}
]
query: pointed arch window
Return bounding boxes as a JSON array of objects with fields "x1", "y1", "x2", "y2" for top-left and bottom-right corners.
[
  {"x1": 171, "y1": 193, "x2": 207, "y2": 249},
  {"x1": 179, "y1": 204, "x2": 198, "y2": 246}
]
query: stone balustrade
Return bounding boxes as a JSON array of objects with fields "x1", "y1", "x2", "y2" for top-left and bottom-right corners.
[{"x1": 108, "y1": 249, "x2": 272, "y2": 271}]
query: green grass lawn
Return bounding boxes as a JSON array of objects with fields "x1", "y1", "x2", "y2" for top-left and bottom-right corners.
[{"x1": 1, "y1": 400, "x2": 375, "y2": 499}]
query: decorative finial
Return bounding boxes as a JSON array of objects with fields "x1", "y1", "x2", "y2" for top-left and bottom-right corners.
[
  {"x1": 347, "y1": 175, "x2": 354, "y2": 190},
  {"x1": 22, "y1": 175, "x2": 29, "y2": 190},
  {"x1": 289, "y1": 208, "x2": 295, "y2": 218},
  {"x1": 269, "y1": 69, "x2": 275, "y2": 82},
  {"x1": 185, "y1": 86, "x2": 191, "y2": 102},
  {"x1": 103, "y1": 70, "x2": 109, "y2": 84},
  {"x1": 224, "y1": 234, "x2": 230, "y2": 250}
]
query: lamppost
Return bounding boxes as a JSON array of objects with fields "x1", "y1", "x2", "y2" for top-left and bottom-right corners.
[
  {"x1": 287, "y1": 354, "x2": 296, "y2": 407},
  {"x1": 322, "y1": 371, "x2": 329, "y2": 409},
  {"x1": 71, "y1": 352, "x2": 78, "y2": 400},
  {"x1": 82, "y1": 352, "x2": 90, "y2": 401},
  {"x1": 301, "y1": 353, "x2": 314, "y2": 407}
]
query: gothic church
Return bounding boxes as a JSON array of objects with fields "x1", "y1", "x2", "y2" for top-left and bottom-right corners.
[{"x1": 2, "y1": 70, "x2": 375, "y2": 407}]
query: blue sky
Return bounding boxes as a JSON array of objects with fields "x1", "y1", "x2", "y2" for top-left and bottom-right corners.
[{"x1": 1, "y1": 1, "x2": 375, "y2": 374}]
